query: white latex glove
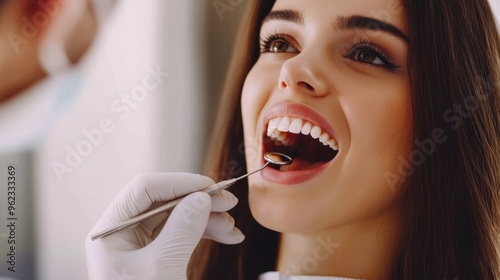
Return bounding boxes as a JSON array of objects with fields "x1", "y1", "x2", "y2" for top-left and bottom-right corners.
[{"x1": 85, "y1": 173, "x2": 244, "y2": 280}]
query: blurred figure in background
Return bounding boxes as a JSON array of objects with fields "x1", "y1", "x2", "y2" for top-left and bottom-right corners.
[
  {"x1": 0, "y1": 0, "x2": 114, "y2": 103},
  {"x1": 0, "y1": 0, "x2": 115, "y2": 150},
  {"x1": 0, "y1": 0, "x2": 115, "y2": 279}
]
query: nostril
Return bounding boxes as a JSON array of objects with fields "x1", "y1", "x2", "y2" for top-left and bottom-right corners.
[
  {"x1": 280, "y1": 81, "x2": 287, "y2": 88},
  {"x1": 298, "y1": 81, "x2": 314, "y2": 91}
]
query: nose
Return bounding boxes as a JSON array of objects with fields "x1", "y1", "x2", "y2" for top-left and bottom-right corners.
[{"x1": 278, "y1": 50, "x2": 329, "y2": 97}]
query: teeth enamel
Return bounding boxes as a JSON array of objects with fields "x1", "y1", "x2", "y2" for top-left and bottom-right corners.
[
  {"x1": 301, "y1": 122, "x2": 312, "y2": 135},
  {"x1": 327, "y1": 139, "x2": 339, "y2": 151},
  {"x1": 274, "y1": 117, "x2": 281, "y2": 128},
  {"x1": 319, "y1": 133, "x2": 330, "y2": 145},
  {"x1": 272, "y1": 118, "x2": 281, "y2": 133},
  {"x1": 267, "y1": 118, "x2": 279, "y2": 137},
  {"x1": 288, "y1": 119, "x2": 302, "y2": 134},
  {"x1": 310, "y1": 126, "x2": 321, "y2": 139},
  {"x1": 289, "y1": 118, "x2": 303, "y2": 134},
  {"x1": 277, "y1": 117, "x2": 291, "y2": 132},
  {"x1": 266, "y1": 116, "x2": 339, "y2": 151}
]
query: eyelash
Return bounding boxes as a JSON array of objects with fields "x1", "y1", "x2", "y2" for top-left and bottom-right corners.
[
  {"x1": 259, "y1": 32, "x2": 399, "y2": 70},
  {"x1": 259, "y1": 31, "x2": 292, "y2": 53},
  {"x1": 347, "y1": 40, "x2": 398, "y2": 69}
]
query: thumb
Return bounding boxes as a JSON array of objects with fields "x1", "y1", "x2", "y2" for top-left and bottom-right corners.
[{"x1": 148, "y1": 192, "x2": 211, "y2": 272}]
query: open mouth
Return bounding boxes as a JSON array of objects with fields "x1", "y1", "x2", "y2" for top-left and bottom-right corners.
[{"x1": 263, "y1": 116, "x2": 339, "y2": 172}]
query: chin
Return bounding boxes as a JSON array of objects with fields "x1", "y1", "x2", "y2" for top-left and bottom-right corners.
[{"x1": 247, "y1": 179, "x2": 336, "y2": 234}]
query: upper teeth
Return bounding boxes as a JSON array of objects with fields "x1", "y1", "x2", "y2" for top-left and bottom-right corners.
[{"x1": 266, "y1": 117, "x2": 339, "y2": 150}]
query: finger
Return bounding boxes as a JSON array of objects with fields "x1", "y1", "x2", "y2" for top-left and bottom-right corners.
[
  {"x1": 203, "y1": 212, "x2": 245, "y2": 244},
  {"x1": 204, "y1": 227, "x2": 245, "y2": 245},
  {"x1": 210, "y1": 190, "x2": 238, "y2": 212},
  {"x1": 139, "y1": 201, "x2": 170, "y2": 236},
  {"x1": 149, "y1": 192, "x2": 211, "y2": 265},
  {"x1": 128, "y1": 189, "x2": 237, "y2": 244},
  {"x1": 140, "y1": 189, "x2": 237, "y2": 235},
  {"x1": 104, "y1": 173, "x2": 215, "y2": 223}
]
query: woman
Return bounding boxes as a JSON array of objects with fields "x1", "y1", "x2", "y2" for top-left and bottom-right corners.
[{"x1": 87, "y1": 0, "x2": 500, "y2": 279}]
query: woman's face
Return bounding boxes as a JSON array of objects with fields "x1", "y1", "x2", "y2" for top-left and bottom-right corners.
[{"x1": 241, "y1": 0, "x2": 411, "y2": 234}]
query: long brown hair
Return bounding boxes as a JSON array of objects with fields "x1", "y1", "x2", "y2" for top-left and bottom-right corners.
[{"x1": 189, "y1": 0, "x2": 500, "y2": 279}]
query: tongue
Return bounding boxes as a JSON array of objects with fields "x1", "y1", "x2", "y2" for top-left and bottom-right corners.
[{"x1": 278, "y1": 158, "x2": 326, "y2": 171}]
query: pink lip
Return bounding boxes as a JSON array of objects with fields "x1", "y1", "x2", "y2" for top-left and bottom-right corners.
[
  {"x1": 260, "y1": 102, "x2": 338, "y2": 185},
  {"x1": 260, "y1": 162, "x2": 332, "y2": 185}
]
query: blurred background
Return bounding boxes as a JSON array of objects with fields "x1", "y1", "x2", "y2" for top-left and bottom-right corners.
[
  {"x1": 0, "y1": 0, "x2": 248, "y2": 279},
  {"x1": 0, "y1": 0, "x2": 498, "y2": 279}
]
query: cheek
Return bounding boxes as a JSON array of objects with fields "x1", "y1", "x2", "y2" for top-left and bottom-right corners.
[
  {"x1": 338, "y1": 79, "x2": 413, "y2": 202},
  {"x1": 304, "y1": 86, "x2": 412, "y2": 229},
  {"x1": 345, "y1": 94, "x2": 412, "y2": 156},
  {"x1": 241, "y1": 64, "x2": 277, "y2": 143},
  {"x1": 241, "y1": 67, "x2": 263, "y2": 129},
  {"x1": 241, "y1": 65, "x2": 269, "y2": 167},
  {"x1": 339, "y1": 73, "x2": 412, "y2": 152}
]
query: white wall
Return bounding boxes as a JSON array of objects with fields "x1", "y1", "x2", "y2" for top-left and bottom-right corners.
[
  {"x1": 35, "y1": 1, "x2": 159, "y2": 278},
  {"x1": 491, "y1": 0, "x2": 500, "y2": 24}
]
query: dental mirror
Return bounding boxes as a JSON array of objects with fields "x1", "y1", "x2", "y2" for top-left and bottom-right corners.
[
  {"x1": 263, "y1": 152, "x2": 293, "y2": 166},
  {"x1": 91, "y1": 152, "x2": 293, "y2": 241}
]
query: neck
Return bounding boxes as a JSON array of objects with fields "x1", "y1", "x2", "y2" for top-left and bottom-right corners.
[{"x1": 276, "y1": 211, "x2": 400, "y2": 279}]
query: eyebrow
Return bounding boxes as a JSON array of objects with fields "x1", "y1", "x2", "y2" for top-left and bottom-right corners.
[
  {"x1": 263, "y1": 9, "x2": 304, "y2": 25},
  {"x1": 334, "y1": 15, "x2": 409, "y2": 42},
  {"x1": 263, "y1": 10, "x2": 409, "y2": 42}
]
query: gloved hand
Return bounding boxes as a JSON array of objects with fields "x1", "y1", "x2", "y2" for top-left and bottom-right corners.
[{"x1": 85, "y1": 173, "x2": 244, "y2": 280}]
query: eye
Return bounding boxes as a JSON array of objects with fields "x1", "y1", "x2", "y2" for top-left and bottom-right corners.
[
  {"x1": 260, "y1": 34, "x2": 299, "y2": 53},
  {"x1": 351, "y1": 49, "x2": 385, "y2": 66},
  {"x1": 268, "y1": 40, "x2": 295, "y2": 53},
  {"x1": 346, "y1": 42, "x2": 399, "y2": 69}
]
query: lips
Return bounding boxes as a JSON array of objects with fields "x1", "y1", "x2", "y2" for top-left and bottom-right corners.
[{"x1": 260, "y1": 102, "x2": 339, "y2": 184}]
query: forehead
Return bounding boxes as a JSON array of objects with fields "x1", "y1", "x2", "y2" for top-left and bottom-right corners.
[{"x1": 271, "y1": 0, "x2": 407, "y2": 33}]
